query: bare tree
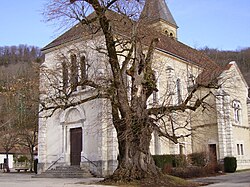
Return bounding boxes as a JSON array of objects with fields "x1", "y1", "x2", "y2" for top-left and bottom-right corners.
[
  {"x1": 16, "y1": 66, "x2": 39, "y2": 171},
  {"x1": 42, "y1": 0, "x2": 220, "y2": 181},
  {"x1": 0, "y1": 62, "x2": 39, "y2": 171},
  {"x1": 0, "y1": 92, "x2": 19, "y2": 172}
]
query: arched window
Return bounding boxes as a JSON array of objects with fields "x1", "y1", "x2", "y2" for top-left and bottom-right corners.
[
  {"x1": 152, "y1": 71, "x2": 158, "y2": 104},
  {"x1": 80, "y1": 55, "x2": 87, "y2": 86},
  {"x1": 62, "y1": 61, "x2": 68, "y2": 91},
  {"x1": 187, "y1": 74, "x2": 195, "y2": 92},
  {"x1": 176, "y1": 78, "x2": 182, "y2": 104},
  {"x1": 70, "y1": 54, "x2": 78, "y2": 91},
  {"x1": 166, "y1": 66, "x2": 175, "y2": 95},
  {"x1": 232, "y1": 100, "x2": 241, "y2": 124},
  {"x1": 179, "y1": 144, "x2": 184, "y2": 155}
]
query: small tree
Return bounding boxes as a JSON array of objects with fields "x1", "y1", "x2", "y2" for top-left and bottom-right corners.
[
  {"x1": 0, "y1": 93, "x2": 20, "y2": 172},
  {"x1": 15, "y1": 65, "x2": 39, "y2": 171},
  {"x1": 0, "y1": 62, "x2": 39, "y2": 171}
]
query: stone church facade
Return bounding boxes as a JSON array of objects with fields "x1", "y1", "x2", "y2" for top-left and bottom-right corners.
[{"x1": 38, "y1": 0, "x2": 250, "y2": 176}]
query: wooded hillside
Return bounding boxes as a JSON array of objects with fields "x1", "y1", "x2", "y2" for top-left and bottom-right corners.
[
  {"x1": 0, "y1": 45, "x2": 40, "y2": 171},
  {"x1": 200, "y1": 47, "x2": 250, "y2": 88},
  {"x1": 0, "y1": 45, "x2": 44, "y2": 65},
  {"x1": 0, "y1": 45, "x2": 248, "y2": 89}
]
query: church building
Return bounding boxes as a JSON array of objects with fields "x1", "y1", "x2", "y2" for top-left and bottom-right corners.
[{"x1": 38, "y1": 0, "x2": 250, "y2": 176}]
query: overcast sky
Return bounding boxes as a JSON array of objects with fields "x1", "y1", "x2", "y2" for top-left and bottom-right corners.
[{"x1": 0, "y1": 0, "x2": 249, "y2": 51}]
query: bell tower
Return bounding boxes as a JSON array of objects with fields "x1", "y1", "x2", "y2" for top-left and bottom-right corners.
[{"x1": 140, "y1": 0, "x2": 178, "y2": 39}]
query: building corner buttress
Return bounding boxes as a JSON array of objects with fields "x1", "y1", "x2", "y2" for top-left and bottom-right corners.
[
  {"x1": 224, "y1": 94, "x2": 234, "y2": 156},
  {"x1": 216, "y1": 90, "x2": 234, "y2": 159},
  {"x1": 37, "y1": 117, "x2": 47, "y2": 174}
]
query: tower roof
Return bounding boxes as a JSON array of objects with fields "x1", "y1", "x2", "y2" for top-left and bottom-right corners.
[{"x1": 141, "y1": 0, "x2": 178, "y2": 28}]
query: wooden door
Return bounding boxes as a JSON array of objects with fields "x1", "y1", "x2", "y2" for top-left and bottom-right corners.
[
  {"x1": 70, "y1": 127, "x2": 82, "y2": 165},
  {"x1": 209, "y1": 144, "x2": 217, "y2": 161}
]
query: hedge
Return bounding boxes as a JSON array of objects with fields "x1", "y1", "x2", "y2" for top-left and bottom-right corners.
[
  {"x1": 153, "y1": 154, "x2": 187, "y2": 169},
  {"x1": 188, "y1": 152, "x2": 206, "y2": 167},
  {"x1": 224, "y1": 157, "x2": 237, "y2": 173}
]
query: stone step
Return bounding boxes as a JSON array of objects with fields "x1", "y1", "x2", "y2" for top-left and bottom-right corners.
[
  {"x1": 35, "y1": 173, "x2": 92, "y2": 178},
  {"x1": 34, "y1": 166, "x2": 94, "y2": 178},
  {"x1": 55, "y1": 166, "x2": 83, "y2": 170},
  {"x1": 45, "y1": 170, "x2": 89, "y2": 174}
]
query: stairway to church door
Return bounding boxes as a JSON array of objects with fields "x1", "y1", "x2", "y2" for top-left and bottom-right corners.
[{"x1": 70, "y1": 127, "x2": 82, "y2": 165}]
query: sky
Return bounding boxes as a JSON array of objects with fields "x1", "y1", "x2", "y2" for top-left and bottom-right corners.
[{"x1": 0, "y1": 0, "x2": 250, "y2": 51}]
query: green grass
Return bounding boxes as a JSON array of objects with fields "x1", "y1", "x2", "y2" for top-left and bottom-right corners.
[{"x1": 97, "y1": 174, "x2": 200, "y2": 187}]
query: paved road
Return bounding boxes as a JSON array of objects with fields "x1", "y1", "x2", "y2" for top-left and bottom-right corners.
[
  {"x1": 0, "y1": 172, "x2": 114, "y2": 187},
  {"x1": 193, "y1": 171, "x2": 250, "y2": 187},
  {"x1": 1, "y1": 170, "x2": 250, "y2": 187}
]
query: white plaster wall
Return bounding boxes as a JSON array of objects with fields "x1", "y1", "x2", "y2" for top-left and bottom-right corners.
[
  {"x1": 152, "y1": 50, "x2": 200, "y2": 106},
  {"x1": 219, "y1": 63, "x2": 249, "y2": 128},
  {"x1": 81, "y1": 99, "x2": 104, "y2": 162},
  {"x1": 233, "y1": 126, "x2": 250, "y2": 169},
  {"x1": 192, "y1": 125, "x2": 219, "y2": 154},
  {"x1": 46, "y1": 111, "x2": 62, "y2": 164},
  {"x1": 149, "y1": 50, "x2": 201, "y2": 155},
  {"x1": 0, "y1": 154, "x2": 14, "y2": 168},
  {"x1": 39, "y1": 36, "x2": 110, "y2": 171},
  {"x1": 214, "y1": 62, "x2": 250, "y2": 170}
]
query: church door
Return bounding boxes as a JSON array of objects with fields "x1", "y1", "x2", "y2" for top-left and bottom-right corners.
[
  {"x1": 70, "y1": 127, "x2": 82, "y2": 165},
  {"x1": 209, "y1": 144, "x2": 217, "y2": 161}
]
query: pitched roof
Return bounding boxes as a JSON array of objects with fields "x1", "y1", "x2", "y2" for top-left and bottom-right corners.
[
  {"x1": 42, "y1": 9, "x2": 221, "y2": 86},
  {"x1": 140, "y1": 0, "x2": 178, "y2": 28},
  {"x1": 42, "y1": 23, "x2": 95, "y2": 51},
  {"x1": 42, "y1": 11, "x2": 216, "y2": 66}
]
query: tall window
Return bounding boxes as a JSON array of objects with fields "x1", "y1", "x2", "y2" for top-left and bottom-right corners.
[
  {"x1": 70, "y1": 54, "x2": 78, "y2": 91},
  {"x1": 176, "y1": 78, "x2": 182, "y2": 104},
  {"x1": 62, "y1": 53, "x2": 88, "y2": 92},
  {"x1": 152, "y1": 71, "x2": 158, "y2": 104},
  {"x1": 187, "y1": 74, "x2": 195, "y2": 92},
  {"x1": 80, "y1": 56, "x2": 87, "y2": 81},
  {"x1": 179, "y1": 144, "x2": 184, "y2": 155},
  {"x1": 237, "y1": 143, "x2": 244, "y2": 155},
  {"x1": 62, "y1": 61, "x2": 68, "y2": 91},
  {"x1": 232, "y1": 100, "x2": 241, "y2": 124},
  {"x1": 166, "y1": 66, "x2": 175, "y2": 95}
]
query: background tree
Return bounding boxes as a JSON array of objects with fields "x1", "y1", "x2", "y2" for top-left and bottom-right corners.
[
  {"x1": 200, "y1": 47, "x2": 250, "y2": 93},
  {"x1": 0, "y1": 54, "x2": 40, "y2": 171},
  {"x1": 42, "y1": 0, "x2": 220, "y2": 182},
  {"x1": 0, "y1": 86, "x2": 20, "y2": 172},
  {"x1": 15, "y1": 65, "x2": 39, "y2": 171},
  {"x1": 0, "y1": 45, "x2": 44, "y2": 66}
]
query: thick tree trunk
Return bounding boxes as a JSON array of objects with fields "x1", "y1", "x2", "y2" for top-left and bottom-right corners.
[{"x1": 111, "y1": 121, "x2": 160, "y2": 181}]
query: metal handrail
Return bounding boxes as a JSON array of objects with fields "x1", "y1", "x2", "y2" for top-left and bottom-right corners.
[
  {"x1": 46, "y1": 156, "x2": 63, "y2": 171},
  {"x1": 81, "y1": 155, "x2": 98, "y2": 167},
  {"x1": 46, "y1": 155, "x2": 98, "y2": 170}
]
